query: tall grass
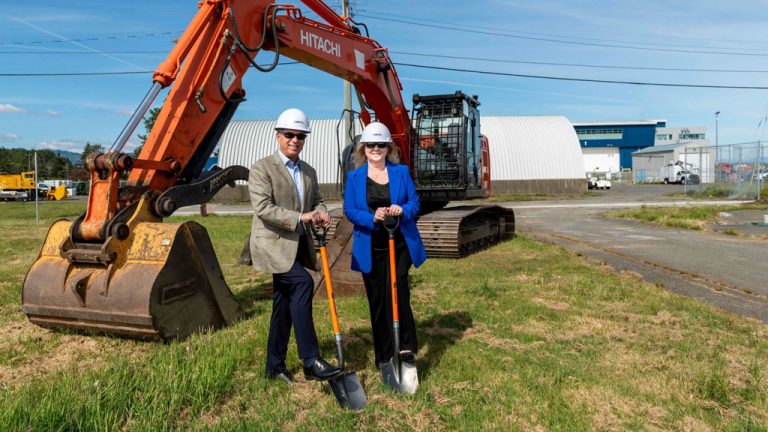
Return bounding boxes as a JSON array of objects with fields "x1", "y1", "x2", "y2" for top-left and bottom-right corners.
[{"x1": 0, "y1": 203, "x2": 766, "y2": 430}]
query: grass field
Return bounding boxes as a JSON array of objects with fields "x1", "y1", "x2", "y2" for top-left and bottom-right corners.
[
  {"x1": 1, "y1": 201, "x2": 767, "y2": 431},
  {"x1": 605, "y1": 203, "x2": 768, "y2": 232}
]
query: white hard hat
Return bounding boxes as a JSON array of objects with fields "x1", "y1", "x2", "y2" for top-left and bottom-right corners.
[
  {"x1": 359, "y1": 122, "x2": 392, "y2": 144},
  {"x1": 275, "y1": 108, "x2": 311, "y2": 133}
]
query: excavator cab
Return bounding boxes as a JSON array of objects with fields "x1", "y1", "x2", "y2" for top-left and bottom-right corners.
[{"x1": 410, "y1": 91, "x2": 487, "y2": 203}]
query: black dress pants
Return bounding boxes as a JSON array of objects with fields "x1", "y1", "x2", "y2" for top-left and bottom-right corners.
[
  {"x1": 362, "y1": 238, "x2": 417, "y2": 366},
  {"x1": 265, "y1": 236, "x2": 319, "y2": 371}
]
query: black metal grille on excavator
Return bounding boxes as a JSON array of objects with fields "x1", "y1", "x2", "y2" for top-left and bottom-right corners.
[{"x1": 410, "y1": 95, "x2": 467, "y2": 191}]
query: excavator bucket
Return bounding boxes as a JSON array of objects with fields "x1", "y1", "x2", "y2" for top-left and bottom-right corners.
[{"x1": 22, "y1": 218, "x2": 244, "y2": 340}]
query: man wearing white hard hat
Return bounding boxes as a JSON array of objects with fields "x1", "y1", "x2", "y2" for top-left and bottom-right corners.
[{"x1": 248, "y1": 108, "x2": 340, "y2": 383}]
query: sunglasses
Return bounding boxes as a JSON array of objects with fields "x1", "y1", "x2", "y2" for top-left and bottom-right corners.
[
  {"x1": 281, "y1": 132, "x2": 307, "y2": 140},
  {"x1": 364, "y1": 143, "x2": 388, "y2": 149}
]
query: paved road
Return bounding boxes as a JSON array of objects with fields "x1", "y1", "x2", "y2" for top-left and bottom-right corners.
[{"x1": 505, "y1": 185, "x2": 768, "y2": 323}]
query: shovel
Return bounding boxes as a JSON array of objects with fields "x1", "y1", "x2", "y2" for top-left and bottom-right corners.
[
  {"x1": 380, "y1": 216, "x2": 419, "y2": 394},
  {"x1": 313, "y1": 225, "x2": 368, "y2": 411}
]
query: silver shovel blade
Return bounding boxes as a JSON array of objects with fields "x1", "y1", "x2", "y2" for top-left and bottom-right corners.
[
  {"x1": 328, "y1": 372, "x2": 367, "y2": 411},
  {"x1": 380, "y1": 358, "x2": 419, "y2": 394},
  {"x1": 381, "y1": 359, "x2": 400, "y2": 392},
  {"x1": 399, "y1": 360, "x2": 419, "y2": 394}
]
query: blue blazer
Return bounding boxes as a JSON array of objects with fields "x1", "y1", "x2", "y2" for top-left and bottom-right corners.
[{"x1": 343, "y1": 161, "x2": 427, "y2": 273}]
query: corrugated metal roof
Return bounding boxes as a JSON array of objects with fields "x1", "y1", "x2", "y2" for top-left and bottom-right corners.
[
  {"x1": 218, "y1": 116, "x2": 584, "y2": 182},
  {"x1": 633, "y1": 142, "x2": 706, "y2": 155},
  {"x1": 482, "y1": 116, "x2": 584, "y2": 180}
]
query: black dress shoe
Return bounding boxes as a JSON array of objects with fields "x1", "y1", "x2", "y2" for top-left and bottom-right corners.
[
  {"x1": 265, "y1": 367, "x2": 294, "y2": 383},
  {"x1": 303, "y1": 358, "x2": 343, "y2": 381}
]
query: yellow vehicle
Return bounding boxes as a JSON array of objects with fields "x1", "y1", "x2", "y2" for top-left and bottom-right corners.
[
  {"x1": 46, "y1": 184, "x2": 69, "y2": 201},
  {"x1": 0, "y1": 171, "x2": 36, "y2": 201}
]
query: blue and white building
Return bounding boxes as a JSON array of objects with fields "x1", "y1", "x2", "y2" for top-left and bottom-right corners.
[{"x1": 573, "y1": 120, "x2": 666, "y2": 176}]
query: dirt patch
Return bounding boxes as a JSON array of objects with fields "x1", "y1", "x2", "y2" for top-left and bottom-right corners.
[
  {"x1": 552, "y1": 317, "x2": 633, "y2": 342},
  {"x1": 567, "y1": 386, "x2": 664, "y2": 431},
  {"x1": 532, "y1": 297, "x2": 570, "y2": 311},
  {"x1": 413, "y1": 286, "x2": 437, "y2": 303},
  {"x1": 461, "y1": 325, "x2": 542, "y2": 352},
  {"x1": 0, "y1": 321, "x2": 141, "y2": 389},
  {"x1": 649, "y1": 310, "x2": 681, "y2": 326},
  {"x1": 513, "y1": 273, "x2": 544, "y2": 284}
]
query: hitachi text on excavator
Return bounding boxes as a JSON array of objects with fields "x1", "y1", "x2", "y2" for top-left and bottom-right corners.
[{"x1": 22, "y1": 0, "x2": 514, "y2": 340}]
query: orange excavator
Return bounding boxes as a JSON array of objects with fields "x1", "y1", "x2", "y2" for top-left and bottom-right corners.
[{"x1": 22, "y1": 0, "x2": 514, "y2": 340}]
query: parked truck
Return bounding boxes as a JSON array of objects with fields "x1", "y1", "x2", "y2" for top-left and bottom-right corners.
[
  {"x1": 660, "y1": 162, "x2": 700, "y2": 185},
  {"x1": 0, "y1": 171, "x2": 36, "y2": 201}
]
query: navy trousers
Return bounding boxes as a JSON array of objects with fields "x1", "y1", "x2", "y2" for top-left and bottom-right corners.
[{"x1": 265, "y1": 238, "x2": 320, "y2": 372}]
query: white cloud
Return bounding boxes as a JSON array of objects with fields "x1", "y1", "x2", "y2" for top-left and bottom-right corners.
[
  {"x1": 113, "y1": 109, "x2": 135, "y2": 116},
  {"x1": 45, "y1": 110, "x2": 59, "y2": 117},
  {"x1": 0, "y1": 133, "x2": 19, "y2": 143},
  {"x1": 0, "y1": 104, "x2": 26, "y2": 113},
  {"x1": 36, "y1": 139, "x2": 87, "y2": 153}
]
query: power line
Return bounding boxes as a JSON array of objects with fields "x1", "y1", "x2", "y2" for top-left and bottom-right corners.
[
  {"x1": 0, "y1": 61, "x2": 300, "y2": 77},
  {"x1": 0, "y1": 31, "x2": 183, "y2": 46},
  {"x1": 0, "y1": 50, "x2": 167, "y2": 54},
  {"x1": 393, "y1": 62, "x2": 768, "y2": 90},
  {"x1": 3, "y1": 61, "x2": 768, "y2": 89},
  {"x1": 358, "y1": 9, "x2": 768, "y2": 52},
  {"x1": 359, "y1": 15, "x2": 768, "y2": 57},
  {"x1": 390, "y1": 51, "x2": 768, "y2": 74},
  {"x1": 0, "y1": 71, "x2": 151, "y2": 76},
  {"x1": 4, "y1": 48, "x2": 767, "y2": 74}
]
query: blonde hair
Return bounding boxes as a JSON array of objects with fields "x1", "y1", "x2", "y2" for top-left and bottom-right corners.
[{"x1": 354, "y1": 143, "x2": 400, "y2": 168}]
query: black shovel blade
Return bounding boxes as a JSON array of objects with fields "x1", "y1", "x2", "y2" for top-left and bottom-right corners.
[{"x1": 328, "y1": 371, "x2": 367, "y2": 410}]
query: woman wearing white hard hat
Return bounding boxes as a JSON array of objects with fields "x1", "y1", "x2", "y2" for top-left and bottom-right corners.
[{"x1": 343, "y1": 121, "x2": 427, "y2": 368}]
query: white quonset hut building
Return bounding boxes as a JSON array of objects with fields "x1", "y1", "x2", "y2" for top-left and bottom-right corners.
[{"x1": 215, "y1": 116, "x2": 585, "y2": 200}]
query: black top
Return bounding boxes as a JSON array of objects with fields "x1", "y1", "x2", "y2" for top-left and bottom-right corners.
[
  {"x1": 366, "y1": 178, "x2": 390, "y2": 211},
  {"x1": 366, "y1": 178, "x2": 403, "y2": 250}
]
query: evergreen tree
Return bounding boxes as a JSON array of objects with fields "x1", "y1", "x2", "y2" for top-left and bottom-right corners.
[
  {"x1": 80, "y1": 142, "x2": 105, "y2": 166},
  {"x1": 133, "y1": 107, "x2": 161, "y2": 158}
]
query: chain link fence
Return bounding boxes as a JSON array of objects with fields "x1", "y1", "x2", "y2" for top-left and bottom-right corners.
[{"x1": 632, "y1": 142, "x2": 767, "y2": 199}]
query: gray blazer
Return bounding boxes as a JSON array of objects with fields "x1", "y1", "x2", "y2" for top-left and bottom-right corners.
[{"x1": 248, "y1": 151, "x2": 327, "y2": 274}]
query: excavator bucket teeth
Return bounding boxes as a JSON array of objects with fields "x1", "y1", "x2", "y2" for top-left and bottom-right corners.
[{"x1": 22, "y1": 219, "x2": 244, "y2": 340}]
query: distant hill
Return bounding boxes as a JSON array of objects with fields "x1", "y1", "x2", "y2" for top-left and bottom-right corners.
[{"x1": 53, "y1": 150, "x2": 81, "y2": 165}]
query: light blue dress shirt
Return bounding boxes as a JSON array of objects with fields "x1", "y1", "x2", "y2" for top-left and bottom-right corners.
[{"x1": 278, "y1": 150, "x2": 304, "y2": 229}]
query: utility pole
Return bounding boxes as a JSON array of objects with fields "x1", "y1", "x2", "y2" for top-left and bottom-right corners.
[
  {"x1": 341, "y1": 0, "x2": 354, "y2": 148},
  {"x1": 715, "y1": 111, "x2": 720, "y2": 163},
  {"x1": 34, "y1": 151, "x2": 39, "y2": 224}
]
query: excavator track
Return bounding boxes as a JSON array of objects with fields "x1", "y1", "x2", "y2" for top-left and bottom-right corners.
[{"x1": 416, "y1": 205, "x2": 515, "y2": 258}]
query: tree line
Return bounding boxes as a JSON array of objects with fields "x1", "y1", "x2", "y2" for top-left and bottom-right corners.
[{"x1": 0, "y1": 107, "x2": 160, "y2": 181}]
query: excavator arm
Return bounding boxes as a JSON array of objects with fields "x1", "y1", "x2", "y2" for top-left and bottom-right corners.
[{"x1": 78, "y1": 0, "x2": 411, "y2": 242}]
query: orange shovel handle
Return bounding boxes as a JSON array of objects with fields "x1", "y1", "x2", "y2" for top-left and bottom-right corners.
[
  {"x1": 320, "y1": 245, "x2": 341, "y2": 335},
  {"x1": 389, "y1": 238, "x2": 399, "y2": 322}
]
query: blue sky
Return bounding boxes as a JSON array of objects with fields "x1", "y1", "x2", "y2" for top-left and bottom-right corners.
[{"x1": 2, "y1": 0, "x2": 768, "y2": 154}]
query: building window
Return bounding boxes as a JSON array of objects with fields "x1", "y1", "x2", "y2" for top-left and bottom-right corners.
[
  {"x1": 575, "y1": 129, "x2": 623, "y2": 140},
  {"x1": 656, "y1": 134, "x2": 672, "y2": 140},
  {"x1": 678, "y1": 133, "x2": 705, "y2": 140}
]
